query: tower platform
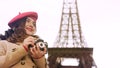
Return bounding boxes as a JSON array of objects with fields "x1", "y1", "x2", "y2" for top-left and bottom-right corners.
[{"x1": 48, "y1": 48, "x2": 96, "y2": 68}]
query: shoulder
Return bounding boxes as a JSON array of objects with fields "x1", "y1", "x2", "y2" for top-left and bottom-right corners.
[
  {"x1": 0, "y1": 40, "x2": 16, "y2": 48},
  {"x1": 0, "y1": 40, "x2": 14, "y2": 46},
  {"x1": 0, "y1": 40, "x2": 19, "y2": 53},
  {"x1": 0, "y1": 40, "x2": 8, "y2": 42},
  {"x1": 0, "y1": 40, "x2": 15, "y2": 45},
  {"x1": 0, "y1": 40, "x2": 10, "y2": 49},
  {"x1": 0, "y1": 40, "x2": 8, "y2": 45}
]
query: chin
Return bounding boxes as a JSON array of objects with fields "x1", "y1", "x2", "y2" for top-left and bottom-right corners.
[
  {"x1": 26, "y1": 30, "x2": 36, "y2": 35},
  {"x1": 26, "y1": 32, "x2": 34, "y2": 35}
]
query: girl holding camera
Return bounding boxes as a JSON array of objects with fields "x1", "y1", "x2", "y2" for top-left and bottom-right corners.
[{"x1": 0, "y1": 11, "x2": 47, "y2": 68}]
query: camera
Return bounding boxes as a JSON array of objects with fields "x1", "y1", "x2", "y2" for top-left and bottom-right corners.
[
  {"x1": 34, "y1": 39, "x2": 48, "y2": 51},
  {"x1": 28, "y1": 39, "x2": 48, "y2": 51}
]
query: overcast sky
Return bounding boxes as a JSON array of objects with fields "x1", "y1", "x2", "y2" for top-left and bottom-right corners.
[{"x1": 0, "y1": 0, "x2": 120, "y2": 68}]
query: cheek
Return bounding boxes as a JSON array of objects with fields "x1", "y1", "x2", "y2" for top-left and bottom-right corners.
[
  {"x1": 33, "y1": 29, "x2": 36, "y2": 33},
  {"x1": 33, "y1": 27, "x2": 36, "y2": 32}
]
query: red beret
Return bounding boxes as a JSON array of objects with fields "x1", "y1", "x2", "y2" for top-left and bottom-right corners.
[{"x1": 8, "y1": 11, "x2": 38, "y2": 28}]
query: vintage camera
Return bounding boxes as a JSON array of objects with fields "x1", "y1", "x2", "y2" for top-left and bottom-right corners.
[
  {"x1": 34, "y1": 39, "x2": 48, "y2": 51},
  {"x1": 28, "y1": 39, "x2": 48, "y2": 51}
]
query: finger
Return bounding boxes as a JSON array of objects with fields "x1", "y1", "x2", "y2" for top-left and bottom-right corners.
[
  {"x1": 30, "y1": 47, "x2": 44, "y2": 58},
  {"x1": 30, "y1": 47, "x2": 38, "y2": 57},
  {"x1": 33, "y1": 46, "x2": 37, "y2": 53},
  {"x1": 30, "y1": 48, "x2": 34, "y2": 55},
  {"x1": 33, "y1": 46, "x2": 41, "y2": 54},
  {"x1": 36, "y1": 45, "x2": 40, "y2": 50}
]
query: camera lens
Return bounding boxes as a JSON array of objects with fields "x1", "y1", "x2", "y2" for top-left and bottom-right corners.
[{"x1": 38, "y1": 42, "x2": 45, "y2": 51}]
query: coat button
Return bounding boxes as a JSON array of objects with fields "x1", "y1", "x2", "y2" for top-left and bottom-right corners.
[
  {"x1": 12, "y1": 48, "x2": 16, "y2": 52},
  {"x1": 21, "y1": 61, "x2": 25, "y2": 65},
  {"x1": 32, "y1": 66, "x2": 35, "y2": 68}
]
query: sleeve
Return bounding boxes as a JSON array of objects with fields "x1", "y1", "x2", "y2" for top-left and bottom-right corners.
[
  {"x1": 0, "y1": 41, "x2": 28, "y2": 68},
  {"x1": 33, "y1": 56, "x2": 48, "y2": 68}
]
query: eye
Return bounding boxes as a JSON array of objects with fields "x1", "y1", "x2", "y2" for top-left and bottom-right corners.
[{"x1": 26, "y1": 18, "x2": 30, "y2": 23}]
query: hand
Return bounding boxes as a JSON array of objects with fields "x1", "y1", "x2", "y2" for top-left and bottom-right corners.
[
  {"x1": 29, "y1": 43, "x2": 47, "y2": 59},
  {"x1": 23, "y1": 36, "x2": 36, "y2": 51}
]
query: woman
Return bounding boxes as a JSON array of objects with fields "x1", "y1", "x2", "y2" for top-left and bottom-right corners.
[{"x1": 0, "y1": 11, "x2": 47, "y2": 68}]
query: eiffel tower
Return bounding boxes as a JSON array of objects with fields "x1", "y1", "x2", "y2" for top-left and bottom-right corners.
[{"x1": 48, "y1": 0, "x2": 97, "y2": 68}]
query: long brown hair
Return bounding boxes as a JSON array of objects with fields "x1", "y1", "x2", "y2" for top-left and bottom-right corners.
[
  {"x1": 0, "y1": 17, "x2": 27, "y2": 43},
  {"x1": 0, "y1": 17, "x2": 37, "y2": 43},
  {"x1": 6, "y1": 17, "x2": 28, "y2": 43}
]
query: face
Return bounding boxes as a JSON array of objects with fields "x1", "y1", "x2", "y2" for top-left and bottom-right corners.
[{"x1": 24, "y1": 17, "x2": 36, "y2": 35}]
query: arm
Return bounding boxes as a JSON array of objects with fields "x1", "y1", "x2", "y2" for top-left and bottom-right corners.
[
  {"x1": 33, "y1": 56, "x2": 47, "y2": 68},
  {"x1": 0, "y1": 41, "x2": 28, "y2": 68}
]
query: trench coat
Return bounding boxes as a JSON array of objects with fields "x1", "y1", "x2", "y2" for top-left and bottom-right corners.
[{"x1": 0, "y1": 40, "x2": 47, "y2": 68}]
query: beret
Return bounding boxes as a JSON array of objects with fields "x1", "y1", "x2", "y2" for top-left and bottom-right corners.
[{"x1": 8, "y1": 11, "x2": 38, "y2": 28}]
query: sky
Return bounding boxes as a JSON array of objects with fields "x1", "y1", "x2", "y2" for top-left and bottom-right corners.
[{"x1": 0, "y1": 0, "x2": 120, "y2": 68}]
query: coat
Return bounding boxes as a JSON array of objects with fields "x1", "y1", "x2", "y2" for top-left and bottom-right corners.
[{"x1": 0, "y1": 40, "x2": 47, "y2": 68}]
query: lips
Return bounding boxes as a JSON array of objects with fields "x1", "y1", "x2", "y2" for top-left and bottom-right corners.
[{"x1": 26, "y1": 27, "x2": 34, "y2": 32}]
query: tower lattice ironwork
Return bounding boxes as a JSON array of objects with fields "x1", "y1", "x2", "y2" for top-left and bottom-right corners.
[
  {"x1": 48, "y1": 0, "x2": 97, "y2": 68},
  {"x1": 53, "y1": 0, "x2": 87, "y2": 48}
]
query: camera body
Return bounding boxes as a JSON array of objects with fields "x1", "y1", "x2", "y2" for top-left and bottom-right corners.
[
  {"x1": 34, "y1": 39, "x2": 48, "y2": 51},
  {"x1": 28, "y1": 38, "x2": 48, "y2": 51}
]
